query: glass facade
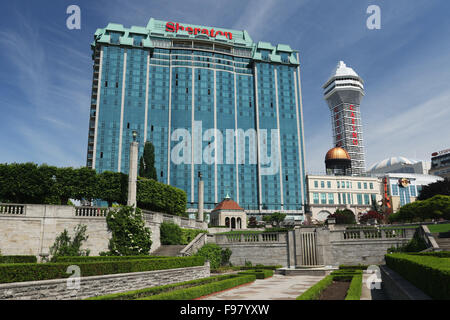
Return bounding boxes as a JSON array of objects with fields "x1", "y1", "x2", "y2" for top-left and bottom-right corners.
[{"x1": 86, "y1": 19, "x2": 306, "y2": 217}]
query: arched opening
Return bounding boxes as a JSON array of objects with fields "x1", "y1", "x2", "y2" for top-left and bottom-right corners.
[
  {"x1": 231, "y1": 217, "x2": 236, "y2": 229},
  {"x1": 317, "y1": 210, "x2": 332, "y2": 222},
  {"x1": 237, "y1": 217, "x2": 242, "y2": 229},
  {"x1": 225, "y1": 217, "x2": 230, "y2": 227}
]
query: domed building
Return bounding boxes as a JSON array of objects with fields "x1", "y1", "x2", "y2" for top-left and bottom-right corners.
[
  {"x1": 209, "y1": 195, "x2": 247, "y2": 229},
  {"x1": 325, "y1": 147, "x2": 352, "y2": 176},
  {"x1": 368, "y1": 156, "x2": 430, "y2": 175}
]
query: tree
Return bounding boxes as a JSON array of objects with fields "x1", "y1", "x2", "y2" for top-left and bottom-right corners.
[
  {"x1": 247, "y1": 216, "x2": 258, "y2": 228},
  {"x1": 270, "y1": 212, "x2": 286, "y2": 227},
  {"x1": 139, "y1": 141, "x2": 157, "y2": 180},
  {"x1": 389, "y1": 195, "x2": 450, "y2": 223},
  {"x1": 105, "y1": 206, "x2": 152, "y2": 256},
  {"x1": 96, "y1": 171, "x2": 128, "y2": 206},
  {"x1": 49, "y1": 224, "x2": 90, "y2": 261},
  {"x1": 329, "y1": 209, "x2": 356, "y2": 225},
  {"x1": 418, "y1": 178, "x2": 450, "y2": 200},
  {"x1": 359, "y1": 210, "x2": 385, "y2": 224},
  {"x1": 160, "y1": 222, "x2": 182, "y2": 245}
]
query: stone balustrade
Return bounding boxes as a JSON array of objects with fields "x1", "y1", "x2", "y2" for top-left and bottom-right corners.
[
  {"x1": 0, "y1": 204, "x2": 25, "y2": 215},
  {"x1": 336, "y1": 228, "x2": 412, "y2": 241},
  {"x1": 214, "y1": 232, "x2": 285, "y2": 244}
]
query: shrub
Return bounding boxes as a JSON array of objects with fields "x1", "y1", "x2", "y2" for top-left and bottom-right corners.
[
  {"x1": 0, "y1": 256, "x2": 37, "y2": 264},
  {"x1": 238, "y1": 269, "x2": 274, "y2": 279},
  {"x1": 138, "y1": 274, "x2": 256, "y2": 300},
  {"x1": 52, "y1": 256, "x2": 171, "y2": 263},
  {"x1": 385, "y1": 253, "x2": 450, "y2": 299},
  {"x1": 339, "y1": 265, "x2": 369, "y2": 271},
  {"x1": 296, "y1": 275, "x2": 334, "y2": 300},
  {"x1": 328, "y1": 209, "x2": 356, "y2": 225},
  {"x1": 387, "y1": 229, "x2": 428, "y2": 253},
  {"x1": 87, "y1": 274, "x2": 238, "y2": 300},
  {"x1": 160, "y1": 222, "x2": 183, "y2": 245},
  {"x1": 105, "y1": 206, "x2": 152, "y2": 256},
  {"x1": 195, "y1": 244, "x2": 231, "y2": 270},
  {"x1": 221, "y1": 248, "x2": 232, "y2": 266},
  {"x1": 345, "y1": 274, "x2": 363, "y2": 300},
  {"x1": 0, "y1": 256, "x2": 205, "y2": 284},
  {"x1": 180, "y1": 228, "x2": 207, "y2": 245},
  {"x1": 137, "y1": 177, "x2": 187, "y2": 216},
  {"x1": 49, "y1": 224, "x2": 90, "y2": 261}
]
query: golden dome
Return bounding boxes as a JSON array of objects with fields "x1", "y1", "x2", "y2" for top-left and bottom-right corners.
[{"x1": 325, "y1": 147, "x2": 351, "y2": 161}]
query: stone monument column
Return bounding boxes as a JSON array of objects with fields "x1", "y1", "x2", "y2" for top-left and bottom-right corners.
[
  {"x1": 198, "y1": 172, "x2": 204, "y2": 222},
  {"x1": 127, "y1": 131, "x2": 138, "y2": 207}
]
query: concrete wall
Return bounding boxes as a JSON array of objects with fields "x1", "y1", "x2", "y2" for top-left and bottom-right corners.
[
  {"x1": 0, "y1": 204, "x2": 208, "y2": 257},
  {"x1": 211, "y1": 233, "x2": 289, "y2": 267},
  {"x1": 0, "y1": 262, "x2": 210, "y2": 300}
]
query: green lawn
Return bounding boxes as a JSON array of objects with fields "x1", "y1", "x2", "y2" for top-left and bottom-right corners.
[{"x1": 427, "y1": 223, "x2": 450, "y2": 233}]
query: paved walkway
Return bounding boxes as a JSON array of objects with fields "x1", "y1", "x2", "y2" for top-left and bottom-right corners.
[{"x1": 202, "y1": 275, "x2": 324, "y2": 300}]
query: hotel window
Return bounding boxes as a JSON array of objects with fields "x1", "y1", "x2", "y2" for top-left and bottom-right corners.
[
  {"x1": 314, "y1": 181, "x2": 318, "y2": 188},
  {"x1": 391, "y1": 185, "x2": 399, "y2": 196},
  {"x1": 358, "y1": 182, "x2": 362, "y2": 189},
  {"x1": 328, "y1": 193, "x2": 334, "y2": 204},
  {"x1": 337, "y1": 181, "x2": 340, "y2": 188},
  {"x1": 357, "y1": 194, "x2": 363, "y2": 205},
  {"x1": 347, "y1": 193, "x2": 352, "y2": 204},
  {"x1": 341, "y1": 181, "x2": 345, "y2": 189},
  {"x1": 410, "y1": 186, "x2": 417, "y2": 197},
  {"x1": 327, "y1": 181, "x2": 331, "y2": 188},
  {"x1": 321, "y1": 193, "x2": 327, "y2": 204},
  {"x1": 338, "y1": 193, "x2": 342, "y2": 204},
  {"x1": 369, "y1": 183, "x2": 374, "y2": 190},
  {"x1": 321, "y1": 181, "x2": 325, "y2": 188},
  {"x1": 313, "y1": 193, "x2": 319, "y2": 204},
  {"x1": 364, "y1": 182, "x2": 367, "y2": 189},
  {"x1": 342, "y1": 193, "x2": 347, "y2": 205},
  {"x1": 346, "y1": 181, "x2": 351, "y2": 189},
  {"x1": 364, "y1": 194, "x2": 370, "y2": 205}
]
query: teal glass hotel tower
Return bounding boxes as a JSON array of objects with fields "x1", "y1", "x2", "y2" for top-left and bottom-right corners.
[{"x1": 86, "y1": 18, "x2": 307, "y2": 219}]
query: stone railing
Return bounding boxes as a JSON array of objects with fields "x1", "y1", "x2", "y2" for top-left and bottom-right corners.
[
  {"x1": 180, "y1": 232, "x2": 207, "y2": 256},
  {"x1": 214, "y1": 232, "x2": 286, "y2": 244},
  {"x1": 335, "y1": 228, "x2": 413, "y2": 241},
  {"x1": 75, "y1": 207, "x2": 109, "y2": 217},
  {"x1": 418, "y1": 225, "x2": 440, "y2": 252},
  {"x1": 0, "y1": 204, "x2": 25, "y2": 215},
  {"x1": 142, "y1": 210, "x2": 207, "y2": 230}
]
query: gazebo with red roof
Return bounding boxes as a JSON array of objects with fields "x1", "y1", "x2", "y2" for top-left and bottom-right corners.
[{"x1": 210, "y1": 194, "x2": 247, "y2": 229}]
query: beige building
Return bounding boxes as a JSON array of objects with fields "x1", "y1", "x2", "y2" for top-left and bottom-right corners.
[
  {"x1": 306, "y1": 174, "x2": 383, "y2": 222},
  {"x1": 209, "y1": 195, "x2": 247, "y2": 229}
]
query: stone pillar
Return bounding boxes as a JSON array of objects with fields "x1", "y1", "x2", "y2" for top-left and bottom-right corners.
[
  {"x1": 198, "y1": 179, "x2": 204, "y2": 222},
  {"x1": 127, "y1": 141, "x2": 138, "y2": 207}
]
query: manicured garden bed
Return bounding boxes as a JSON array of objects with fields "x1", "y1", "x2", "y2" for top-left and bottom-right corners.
[
  {"x1": 0, "y1": 255, "x2": 37, "y2": 264},
  {"x1": 53, "y1": 255, "x2": 171, "y2": 263},
  {"x1": 237, "y1": 269, "x2": 274, "y2": 279},
  {"x1": 296, "y1": 268, "x2": 363, "y2": 300},
  {"x1": 385, "y1": 252, "x2": 450, "y2": 299},
  {"x1": 86, "y1": 274, "x2": 244, "y2": 300},
  {"x1": 137, "y1": 274, "x2": 256, "y2": 300},
  {"x1": 0, "y1": 256, "x2": 205, "y2": 284}
]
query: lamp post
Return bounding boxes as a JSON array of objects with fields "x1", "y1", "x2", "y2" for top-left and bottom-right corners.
[
  {"x1": 127, "y1": 131, "x2": 138, "y2": 207},
  {"x1": 198, "y1": 171, "x2": 204, "y2": 222}
]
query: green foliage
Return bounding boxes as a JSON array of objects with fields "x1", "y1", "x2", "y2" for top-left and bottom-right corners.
[
  {"x1": 139, "y1": 142, "x2": 157, "y2": 181},
  {"x1": 181, "y1": 228, "x2": 208, "y2": 245},
  {"x1": 49, "y1": 224, "x2": 90, "y2": 261},
  {"x1": 296, "y1": 275, "x2": 334, "y2": 300},
  {"x1": 52, "y1": 256, "x2": 170, "y2": 263},
  {"x1": 87, "y1": 274, "x2": 239, "y2": 300},
  {"x1": 0, "y1": 256, "x2": 37, "y2": 264},
  {"x1": 385, "y1": 253, "x2": 450, "y2": 299},
  {"x1": 105, "y1": 206, "x2": 152, "y2": 256},
  {"x1": 262, "y1": 212, "x2": 286, "y2": 227},
  {"x1": 389, "y1": 195, "x2": 450, "y2": 223},
  {"x1": 247, "y1": 216, "x2": 258, "y2": 228},
  {"x1": 160, "y1": 222, "x2": 182, "y2": 245},
  {"x1": 237, "y1": 269, "x2": 274, "y2": 279},
  {"x1": 96, "y1": 171, "x2": 127, "y2": 206},
  {"x1": 195, "y1": 243, "x2": 232, "y2": 269},
  {"x1": 345, "y1": 274, "x2": 363, "y2": 300},
  {"x1": 409, "y1": 251, "x2": 450, "y2": 258},
  {"x1": 338, "y1": 265, "x2": 369, "y2": 271},
  {"x1": 387, "y1": 229, "x2": 428, "y2": 253},
  {"x1": 138, "y1": 274, "x2": 256, "y2": 300},
  {"x1": 418, "y1": 178, "x2": 450, "y2": 200},
  {"x1": 329, "y1": 209, "x2": 357, "y2": 225},
  {"x1": 0, "y1": 256, "x2": 205, "y2": 284},
  {"x1": 137, "y1": 177, "x2": 187, "y2": 216},
  {"x1": 221, "y1": 248, "x2": 232, "y2": 266}
]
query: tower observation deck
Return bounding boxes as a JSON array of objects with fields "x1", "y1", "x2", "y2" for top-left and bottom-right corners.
[{"x1": 323, "y1": 61, "x2": 366, "y2": 175}]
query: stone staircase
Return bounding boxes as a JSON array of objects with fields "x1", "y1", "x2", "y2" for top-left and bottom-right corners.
[
  {"x1": 433, "y1": 234, "x2": 450, "y2": 251},
  {"x1": 152, "y1": 245, "x2": 186, "y2": 257}
]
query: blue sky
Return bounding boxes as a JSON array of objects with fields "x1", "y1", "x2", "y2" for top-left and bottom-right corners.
[{"x1": 1, "y1": 0, "x2": 449, "y2": 173}]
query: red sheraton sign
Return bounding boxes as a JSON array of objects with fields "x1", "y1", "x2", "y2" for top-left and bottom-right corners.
[
  {"x1": 165, "y1": 22, "x2": 233, "y2": 40},
  {"x1": 349, "y1": 105, "x2": 358, "y2": 146}
]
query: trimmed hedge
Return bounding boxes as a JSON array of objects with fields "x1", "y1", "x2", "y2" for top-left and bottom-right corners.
[
  {"x1": 87, "y1": 274, "x2": 238, "y2": 300},
  {"x1": 345, "y1": 274, "x2": 363, "y2": 300},
  {"x1": 138, "y1": 274, "x2": 256, "y2": 300},
  {"x1": 0, "y1": 256, "x2": 205, "y2": 284},
  {"x1": 53, "y1": 256, "x2": 171, "y2": 263},
  {"x1": 137, "y1": 178, "x2": 187, "y2": 217},
  {"x1": 238, "y1": 265, "x2": 282, "y2": 270},
  {"x1": 385, "y1": 253, "x2": 450, "y2": 299},
  {"x1": 339, "y1": 265, "x2": 369, "y2": 271},
  {"x1": 296, "y1": 275, "x2": 334, "y2": 300},
  {"x1": 238, "y1": 269, "x2": 274, "y2": 279},
  {"x1": 410, "y1": 251, "x2": 450, "y2": 258},
  {"x1": 0, "y1": 256, "x2": 37, "y2": 264},
  {"x1": 297, "y1": 270, "x2": 363, "y2": 300}
]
